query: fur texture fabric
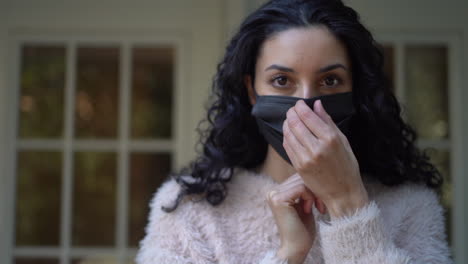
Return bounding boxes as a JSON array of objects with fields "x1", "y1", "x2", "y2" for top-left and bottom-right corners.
[{"x1": 135, "y1": 168, "x2": 453, "y2": 264}]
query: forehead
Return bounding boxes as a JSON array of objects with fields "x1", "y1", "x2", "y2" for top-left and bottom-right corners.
[{"x1": 257, "y1": 26, "x2": 350, "y2": 70}]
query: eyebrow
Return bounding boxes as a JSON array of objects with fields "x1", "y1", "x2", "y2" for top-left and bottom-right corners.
[
  {"x1": 316, "y1": 63, "x2": 348, "y2": 73},
  {"x1": 264, "y1": 63, "x2": 348, "y2": 73},
  {"x1": 265, "y1": 64, "x2": 295, "y2": 72}
]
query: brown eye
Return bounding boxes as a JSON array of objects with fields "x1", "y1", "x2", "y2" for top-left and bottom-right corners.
[
  {"x1": 321, "y1": 75, "x2": 341, "y2": 87},
  {"x1": 273, "y1": 76, "x2": 288, "y2": 87}
]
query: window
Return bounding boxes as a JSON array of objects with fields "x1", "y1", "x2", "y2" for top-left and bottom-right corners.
[{"x1": 8, "y1": 37, "x2": 183, "y2": 264}]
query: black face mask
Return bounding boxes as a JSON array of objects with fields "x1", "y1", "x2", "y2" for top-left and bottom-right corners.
[{"x1": 251, "y1": 91, "x2": 355, "y2": 164}]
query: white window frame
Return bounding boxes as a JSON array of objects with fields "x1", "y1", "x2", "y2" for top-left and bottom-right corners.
[
  {"x1": 2, "y1": 32, "x2": 191, "y2": 264},
  {"x1": 376, "y1": 31, "x2": 465, "y2": 264}
]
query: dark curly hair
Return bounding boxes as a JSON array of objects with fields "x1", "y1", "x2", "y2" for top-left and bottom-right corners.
[{"x1": 161, "y1": 0, "x2": 443, "y2": 213}]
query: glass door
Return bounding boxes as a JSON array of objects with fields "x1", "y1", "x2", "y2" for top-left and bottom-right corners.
[{"x1": 10, "y1": 40, "x2": 178, "y2": 264}]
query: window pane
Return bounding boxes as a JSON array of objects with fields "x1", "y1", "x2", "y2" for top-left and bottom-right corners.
[
  {"x1": 131, "y1": 47, "x2": 174, "y2": 139},
  {"x1": 15, "y1": 258, "x2": 59, "y2": 264},
  {"x1": 72, "y1": 152, "x2": 116, "y2": 246},
  {"x1": 405, "y1": 46, "x2": 449, "y2": 139},
  {"x1": 71, "y1": 256, "x2": 118, "y2": 264},
  {"x1": 128, "y1": 153, "x2": 171, "y2": 246},
  {"x1": 15, "y1": 151, "x2": 62, "y2": 246},
  {"x1": 19, "y1": 45, "x2": 65, "y2": 138},
  {"x1": 382, "y1": 45, "x2": 395, "y2": 93},
  {"x1": 75, "y1": 47, "x2": 119, "y2": 138},
  {"x1": 425, "y1": 149, "x2": 452, "y2": 247}
]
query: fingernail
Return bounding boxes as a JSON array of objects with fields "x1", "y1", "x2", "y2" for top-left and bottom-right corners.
[{"x1": 313, "y1": 100, "x2": 319, "y2": 111}]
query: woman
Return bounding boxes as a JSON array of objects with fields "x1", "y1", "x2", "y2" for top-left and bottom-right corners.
[{"x1": 136, "y1": 0, "x2": 453, "y2": 263}]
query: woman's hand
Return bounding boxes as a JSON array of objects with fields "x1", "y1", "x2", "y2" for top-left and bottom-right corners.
[
  {"x1": 266, "y1": 173, "x2": 325, "y2": 264},
  {"x1": 283, "y1": 99, "x2": 369, "y2": 220}
]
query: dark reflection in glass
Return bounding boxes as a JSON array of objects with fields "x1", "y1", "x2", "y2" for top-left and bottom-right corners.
[
  {"x1": 129, "y1": 153, "x2": 171, "y2": 246},
  {"x1": 15, "y1": 151, "x2": 62, "y2": 246},
  {"x1": 15, "y1": 258, "x2": 59, "y2": 264},
  {"x1": 72, "y1": 152, "x2": 116, "y2": 246},
  {"x1": 131, "y1": 47, "x2": 174, "y2": 139},
  {"x1": 75, "y1": 47, "x2": 119, "y2": 138},
  {"x1": 19, "y1": 45, "x2": 65, "y2": 138},
  {"x1": 382, "y1": 45, "x2": 395, "y2": 93},
  {"x1": 405, "y1": 46, "x2": 449, "y2": 139},
  {"x1": 71, "y1": 256, "x2": 118, "y2": 264}
]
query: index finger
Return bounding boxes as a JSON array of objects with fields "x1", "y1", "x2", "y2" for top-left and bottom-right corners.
[{"x1": 294, "y1": 100, "x2": 332, "y2": 139}]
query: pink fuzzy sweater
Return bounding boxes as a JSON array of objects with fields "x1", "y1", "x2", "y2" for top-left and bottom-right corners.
[{"x1": 135, "y1": 168, "x2": 453, "y2": 264}]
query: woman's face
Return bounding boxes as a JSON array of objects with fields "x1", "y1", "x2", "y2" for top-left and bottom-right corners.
[{"x1": 246, "y1": 26, "x2": 352, "y2": 102}]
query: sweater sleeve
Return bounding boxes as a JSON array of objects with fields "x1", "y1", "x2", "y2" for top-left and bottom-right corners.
[{"x1": 318, "y1": 185, "x2": 453, "y2": 264}]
